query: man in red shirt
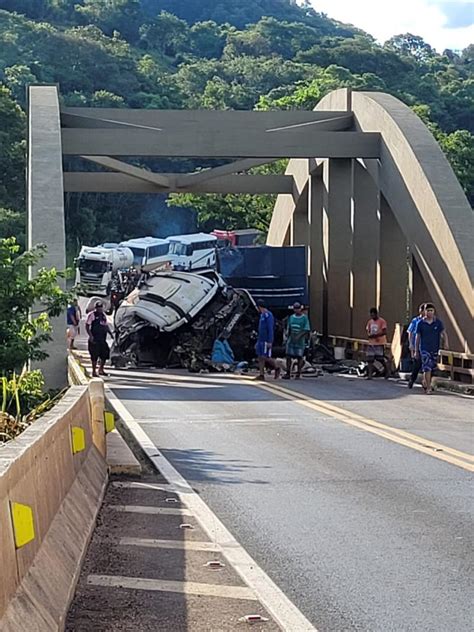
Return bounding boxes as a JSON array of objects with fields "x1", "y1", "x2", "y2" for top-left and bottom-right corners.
[{"x1": 365, "y1": 307, "x2": 388, "y2": 379}]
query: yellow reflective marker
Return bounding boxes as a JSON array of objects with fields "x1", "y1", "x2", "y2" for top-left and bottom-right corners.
[
  {"x1": 10, "y1": 502, "x2": 35, "y2": 548},
  {"x1": 71, "y1": 426, "x2": 86, "y2": 453},
  {"x1": 104, "y1": 411, "x2": 115, "y2": 433},
  {"x1": 447, "y1": 353, "x2": 453, "y2": 366}
]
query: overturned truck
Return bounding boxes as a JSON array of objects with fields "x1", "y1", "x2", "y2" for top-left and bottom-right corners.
[{"x1": 111, "y1": 270, "x2": 258, "y2": 371}]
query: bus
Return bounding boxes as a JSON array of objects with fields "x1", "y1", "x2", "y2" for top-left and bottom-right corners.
[
  {"x1": 119, "y1": 237, "x2": 171, "y2": 271},
  {"x1": 168, "y1": 233, "x2": 218, "y2": 271}
]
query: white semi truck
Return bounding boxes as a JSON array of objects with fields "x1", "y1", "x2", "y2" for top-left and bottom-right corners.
[{"x1": 75, "y1": 245, "x2": 134, "y2": 296}]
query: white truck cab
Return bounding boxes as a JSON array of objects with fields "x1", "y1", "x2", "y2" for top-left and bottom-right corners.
[{"x1": 75, "y1": 245, "x2": 133, "y2": 296}]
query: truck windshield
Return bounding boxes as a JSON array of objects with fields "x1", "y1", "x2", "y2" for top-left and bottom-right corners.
[
  {"x1": 129, "y1": 247, "x2": 145, "y2": 264},
  {"x1": 78, "y1": 259, "x2": 107, "y2": 273},
  {"x1": 169, "y1": 242, "x2": 191, "y2": 256}
]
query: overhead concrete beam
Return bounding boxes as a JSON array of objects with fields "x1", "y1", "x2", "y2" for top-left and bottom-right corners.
[
  {"x1": 176, "y1": 158, "x2": 277, "y2": 187},
  {"x1": 81, "y1": 156, "x2": 173, "y2": 189},
  {"x1": 63, "y1": 172, "x2": 294, "y2": 194},
  {"x1": 61, "y1": 108, "x2": 353, "y2": 130},
  {"x1": 61, "y1": 129, "x2": 380, "y2": 158}
]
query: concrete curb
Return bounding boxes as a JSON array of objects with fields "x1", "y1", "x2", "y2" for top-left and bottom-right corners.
[{"x1": 69, "y1": 352, "x2": 142, "y2": 475}]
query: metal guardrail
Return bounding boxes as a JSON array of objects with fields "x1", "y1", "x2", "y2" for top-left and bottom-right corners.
[{"x1": 329, "y1": 333, "x2": 474, "y2": 384}]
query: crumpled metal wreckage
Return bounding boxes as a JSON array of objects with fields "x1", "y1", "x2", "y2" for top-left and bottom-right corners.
[{"x1": 111, "y1": 270, "x2": 259, "y2": 372}]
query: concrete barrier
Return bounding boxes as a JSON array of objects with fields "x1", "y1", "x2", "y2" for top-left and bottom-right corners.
[{"x1": 0, "y1": 383, "x2": 107, "y2": 630}]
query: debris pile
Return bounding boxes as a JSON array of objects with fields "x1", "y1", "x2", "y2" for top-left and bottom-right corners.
[{"x1": 111, "y1": 270, "x2": 258, "y2": 371}]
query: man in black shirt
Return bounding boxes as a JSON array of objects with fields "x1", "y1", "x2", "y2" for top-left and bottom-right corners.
[{"x1": 85, "y1": 301, "x2": 112, "y2": 377}]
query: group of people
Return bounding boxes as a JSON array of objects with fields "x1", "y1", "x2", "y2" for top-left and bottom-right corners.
[
  {"x1": 255, "y1": 300, "x2": 311, "y2": 381},
  {"x1": 407, "y1": 302, "x2": 448, "y2": 393},
  {"x1": 366, "y1": 303, "x2": 448, "y2": 392},
  {"x1": 256, "y1": 299, "x2": 448, "y2": 391}
]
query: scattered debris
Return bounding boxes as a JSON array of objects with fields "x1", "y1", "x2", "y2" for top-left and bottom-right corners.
[{"x1": 204, "y1": 560, "x2": 226, "y2": 570}]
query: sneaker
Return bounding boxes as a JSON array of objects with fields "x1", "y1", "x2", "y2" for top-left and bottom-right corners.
[{"x1": 407, "y1": 379, "x2": 414, "y2": 389}]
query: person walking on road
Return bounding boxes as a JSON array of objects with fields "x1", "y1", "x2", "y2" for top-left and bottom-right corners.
[
  {"x1": 283, "y1": 302, "x2": 311, "y2": 380},
  {"x1": 66, "y1": 298, "x2": 81, "y2": 350},
  {"x1": 366, "y1": 308, "x2": 388, "y2": 379},
  {"x1": 407, "y1": 303, "x2": 426, "y2": 388},
  {"x1": 254, "y1": 299, "x2": 279, "y2": 381},
  {"x1": 85, "y1": 301, "x2": 112, "y2": 377},
  {"x1": 415, "y1": 303, "x2": 448, "y2": 394}
]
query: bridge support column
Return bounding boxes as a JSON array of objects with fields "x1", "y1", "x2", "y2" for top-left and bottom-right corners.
[
  {"x1": 410, "y1": 255, "x2": 431, "y2": 315},
  {"x1": 307, "y1": 171, "x2": 325, "y2": 331},
  {"x1": 323, "y1": 158, "x2": 353, "y2": 337},
  {"x1": 28, "y1": 85, "x2": 67, "y2": 389},
  {"x1": 379, "y1": 196, "x2": 408, "y2": 337},
  {"x1": 352, "y1": 161, "x2": 380, "y2": 338}
]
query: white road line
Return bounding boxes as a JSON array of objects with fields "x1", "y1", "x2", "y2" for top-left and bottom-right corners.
[
  {"x1": 106, "y1": 387, "x2": 318, "y2": 632},
  {"x1": 87, "y1": 574, "x2": 258, "y2": 600},
  {"x1": 120, "y1": 537, "x2": 221, "y2": 552},
  {"x1": 110, "y1": 505, "x2": 192, "y2": 516}
]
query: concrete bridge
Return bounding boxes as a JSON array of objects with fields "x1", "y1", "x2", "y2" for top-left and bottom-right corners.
[{"x1": 27, "y1": 85, "x2": 473, "y2": 387}]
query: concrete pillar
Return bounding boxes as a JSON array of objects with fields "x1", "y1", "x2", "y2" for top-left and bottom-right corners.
[
  {"x1": 323, "y1": 158, "x2": 353, "y2": 337},
  {"x1": 290, "y1": 188, "x2": 309, "y2": 246},
  {"x1": 410, "y1": 254, "x2": 431, "y2": 316},
  {"x1": 28, "y1": 85, "x2": 66, "y2": 388},
  {"x1": 379, "y1": 196, "x2": 408, "y2": 338},
  {"x1": 308, "y1": 171, "x2": 325, "y2": 331},
  {"x1": 352, "y1": 160, "x2": 380, "y2": 338}
]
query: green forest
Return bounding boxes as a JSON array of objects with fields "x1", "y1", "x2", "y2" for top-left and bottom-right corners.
[{"x1": 0, "y1": 0, "x2": 472, "y2": 255}]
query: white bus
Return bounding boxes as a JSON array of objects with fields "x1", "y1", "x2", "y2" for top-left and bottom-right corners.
[
  {"x1": 119, "y1": 237, "x2": 171, "y2": 271},
  {"x1": 168, "y1": 233, "x2": 217, "y2": 271}
]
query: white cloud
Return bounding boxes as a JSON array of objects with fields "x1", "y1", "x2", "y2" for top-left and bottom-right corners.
[{"x1": 308, "y1": 0, "x2": 474, "y2": 51}]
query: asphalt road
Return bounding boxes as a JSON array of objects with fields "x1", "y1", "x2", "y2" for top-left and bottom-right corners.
[{"x1": 110, "y1": 371, "x2": 473, "y2": 631}]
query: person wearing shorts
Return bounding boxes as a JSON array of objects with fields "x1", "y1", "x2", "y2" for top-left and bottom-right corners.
[
  {"x1": 66, "y1": 299, "x2": 81, "y2": 349},
  {"x1": 85, "y1": 301, "x2": 112, "y2": 377},
  {"x1": 283, "y1": 302, "x2": 310, "y2": 380},
  {"x1": 254, "y1": 299, "x2": 279, "y2": 381},
  {"x1": 365, "y1": 307, "x2": 388, "y2": 379},
  {"x1": 415, "y1": 303, "x2": 448, "y2": 394},
  {"x1": 407, "y1": 303, "x2": 426, "y2": 388}
]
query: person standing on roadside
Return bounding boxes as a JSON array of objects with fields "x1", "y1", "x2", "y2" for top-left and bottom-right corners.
[
  {"x1": 85, "y1": 301, "x2": 112, "y2": 377},
  {"x1": 366, "y1": 307, "x2": 388, "y2": 379},
  {"x1": 254, "y1": 299, "x2": 279, "y2": 381},
  {"x1": 66, "y1": 298, "x2": 81, "y2": 350},
  {"x1": 415, "y1": 303, "x2": 448, "y2": 394},
  {"x1": 283, "y1": 302, "x2": 311, "y2": 380},
  {"x1": 407, "y1": 303, "x2": 426, "y2": 389}
]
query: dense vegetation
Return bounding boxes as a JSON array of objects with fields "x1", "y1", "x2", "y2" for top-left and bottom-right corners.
[{"x1": 0, "y1": 0, "x2": 472, "y2": 249}]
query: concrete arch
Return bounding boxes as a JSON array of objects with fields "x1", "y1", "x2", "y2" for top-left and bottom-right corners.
[{"x1": 268, "y1": 89, "x2": 474, "y2": 352}]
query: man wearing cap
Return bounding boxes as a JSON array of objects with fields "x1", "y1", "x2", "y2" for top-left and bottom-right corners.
[
  {"x1": 85, "y1": 301, "x2": 112, "y2": 377},
  {"x1": 255, "y1": 299, "x2": 279, "y2": 381},
  {"x1": 283, "y1": 303, "x2": 311, "y2": 380}
]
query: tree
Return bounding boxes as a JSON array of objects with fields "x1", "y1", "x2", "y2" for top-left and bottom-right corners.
[
  {"x1": 0, "y1": 238, "x2": 71, "y2": 375},
  {"x1": 0, "y1": 85, "x2": 25, "y2": 213}
]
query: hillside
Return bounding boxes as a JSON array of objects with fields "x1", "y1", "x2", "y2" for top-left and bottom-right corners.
[{"x1": 0, "y1": 0, "x2": 472, "y2": 250}]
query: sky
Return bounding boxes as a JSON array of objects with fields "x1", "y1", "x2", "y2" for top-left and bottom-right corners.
[{"x1": 308, "y1": 0, "x2": 474, "y2": 52}]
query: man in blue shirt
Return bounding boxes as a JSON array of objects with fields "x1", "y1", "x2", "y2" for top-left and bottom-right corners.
[
  {"x1": 415, "y1": 303, "x2": 448, "y2": 394},
  {"x1": 407, "y1": 303, "x2": 425, "y2": 388},
  {"x1": 255, "y1": 299, "x2": 279, "y2": 381}
]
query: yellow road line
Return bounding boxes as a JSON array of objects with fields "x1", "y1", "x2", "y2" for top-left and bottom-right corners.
[{"x1": 245, "y1": 379, "x2": 474, "y2": 472}]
